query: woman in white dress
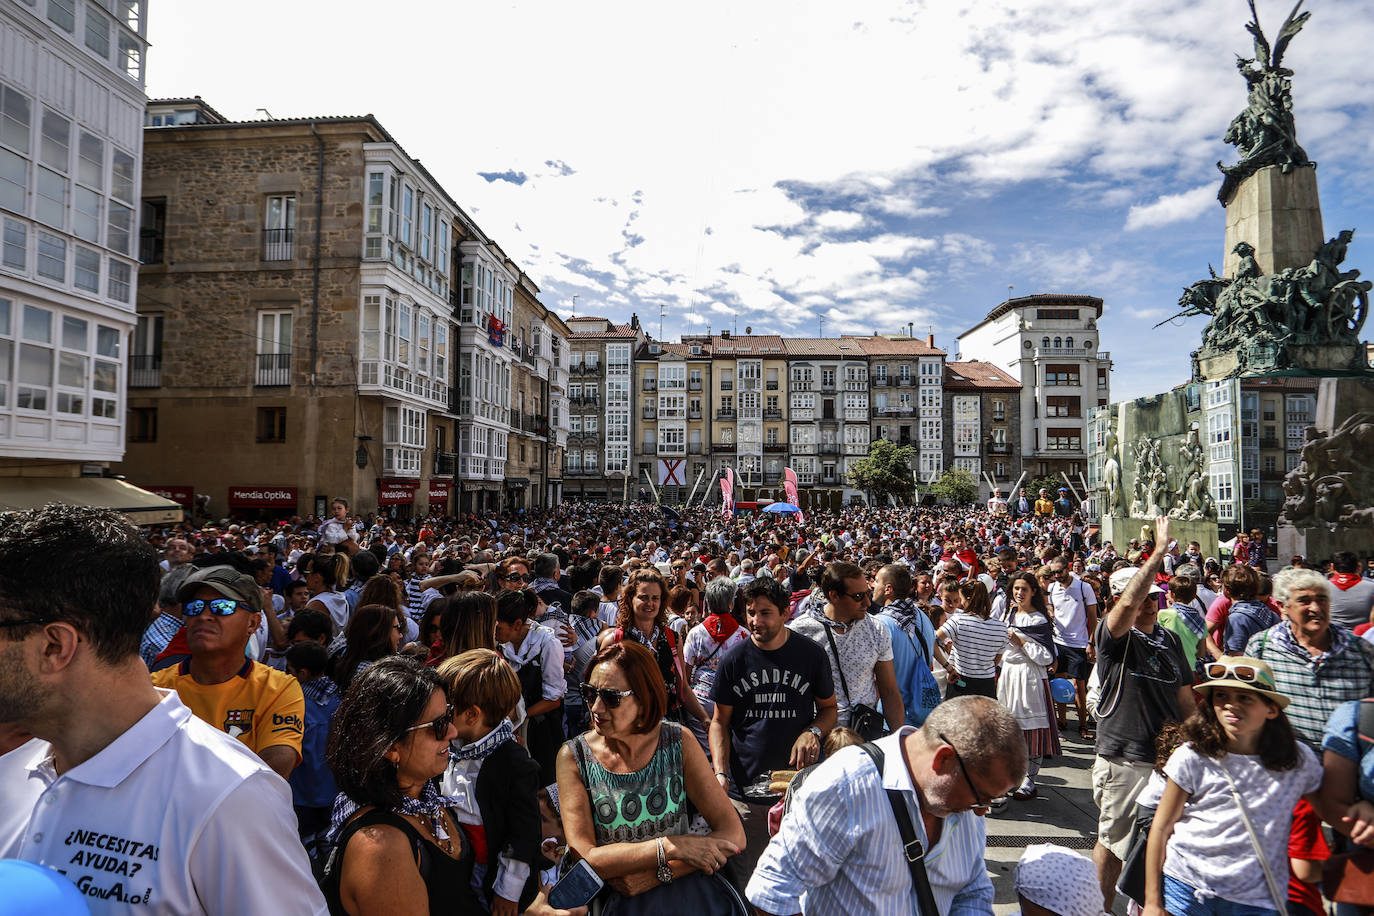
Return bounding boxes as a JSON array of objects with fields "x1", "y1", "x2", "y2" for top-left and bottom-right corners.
[{"x1": 997, "y1": 570, "x2": 1061, "y2": 799}]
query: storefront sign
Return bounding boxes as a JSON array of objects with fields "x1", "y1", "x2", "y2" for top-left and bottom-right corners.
[
  {"x1": 378, "y1": 479, "x2": 419, "y2": 506},
  {"x1": 428, "y1": 480, "x2": 451, "y2": 500},
  {"x1": 147, "y1": 485, "x2": 194, "y2": 508},
  {"x1": 227, "y1": 486, "x2": 298, "y2": 508}
]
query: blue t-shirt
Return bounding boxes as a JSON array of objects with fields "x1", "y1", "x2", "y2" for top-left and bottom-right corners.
[{"x1": 1323, "y1": 699, "x2": 1374, "y2": 803}]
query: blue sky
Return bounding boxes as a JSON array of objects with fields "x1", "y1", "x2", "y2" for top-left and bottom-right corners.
[{"x1": 145, "y1": 0, "x2": 1374, "y2": 400}]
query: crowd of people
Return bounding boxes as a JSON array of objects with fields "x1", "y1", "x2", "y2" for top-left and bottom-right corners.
[{"x1": 2, "y1": 494, "x2": 1374, "y2": 916}]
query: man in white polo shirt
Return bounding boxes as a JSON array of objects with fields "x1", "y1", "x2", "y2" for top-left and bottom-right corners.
[{"x1": 0, "y1": 505, "x2": 324, "y2": 915}]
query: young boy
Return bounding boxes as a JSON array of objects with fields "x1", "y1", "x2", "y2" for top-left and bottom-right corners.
[
  {"x1": 283, "y1": 640, "x2": 340, "y2": 864},
  {"x1": 438, "y1": 649, "x2": 546, "y2": 914}
]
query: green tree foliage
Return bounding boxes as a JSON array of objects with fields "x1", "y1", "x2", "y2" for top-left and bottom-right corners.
[
  {"x1": 848, "y1": 439, "x2": 916, "y2": 505},
  {"x1": 1028, "y1": 475, "x2": 1063, "y2": 500},
  {"x1": 930, "y1": 468, "x2": 979, "y2": 504}
]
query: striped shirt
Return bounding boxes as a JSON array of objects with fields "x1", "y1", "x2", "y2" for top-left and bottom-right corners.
[
  {"x1": 405, "y1": 576, "x2": 427, "y2": 620},
  {"x1": 1247, "y1": 621, "x2": 1374, "y2": 752},
  {"x1": 747, "y1": 727, "x2": 992, "y2": 916},
  {"x1": 939, "y1": 614, "x2": 1010, "y2": 679}
]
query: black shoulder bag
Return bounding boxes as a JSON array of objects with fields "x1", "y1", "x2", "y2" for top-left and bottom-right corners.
[
  {"x1": 857, "y1": 743, "x2": 941, "y2": 916},
  {"x1": 822, "y1": 621, "x2": 886, "y2": 741}
]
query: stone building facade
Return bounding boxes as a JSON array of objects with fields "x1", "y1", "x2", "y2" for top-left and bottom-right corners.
[
  {"x1": 943, "y1": 360, "x2": 1022, "y2": 500},
  {"x1": 117, "y1": 101, "x2": 565, "y2": 519},
  {"x1": 566, "y1": 315, "x2": 643, "y2": 501}
]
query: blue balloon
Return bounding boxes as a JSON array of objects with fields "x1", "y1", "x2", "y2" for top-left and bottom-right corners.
[
  {"x1": 0, "y1": 860, "x2": 90, "y2": 915},
  {"x1": 1049, "y1": 678, "x2": 1078, "y2": 705}
]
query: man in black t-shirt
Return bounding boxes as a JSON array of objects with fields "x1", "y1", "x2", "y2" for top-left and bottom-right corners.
[
  {"x1": 709, "y1": 577, "x2": 837, "y2": 792},
  {"x1": 709, "y1": 576, "x2": 837, "y2": 874}
]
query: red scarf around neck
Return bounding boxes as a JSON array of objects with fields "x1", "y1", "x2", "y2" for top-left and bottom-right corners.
[
  {"x1": 1331, "y1": 572, "x2": 1363, "y2": 591},
  {"x1": 702, "y1": 613, "x2": 740, "y2": 643}
]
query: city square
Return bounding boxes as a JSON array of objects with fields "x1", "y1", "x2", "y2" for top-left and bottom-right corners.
[{"x1": 1, "y1": 1, "x2": 1373, "y2": 914}]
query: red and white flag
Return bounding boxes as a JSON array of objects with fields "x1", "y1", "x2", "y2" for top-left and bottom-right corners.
[{"x1": 783, "y1": 467, "x2": 805, "y2": 523}]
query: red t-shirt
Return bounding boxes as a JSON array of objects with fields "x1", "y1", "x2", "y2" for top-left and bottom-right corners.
[{"x1": 1288, "y1": 798, "x2": 1329, "y2": 915}]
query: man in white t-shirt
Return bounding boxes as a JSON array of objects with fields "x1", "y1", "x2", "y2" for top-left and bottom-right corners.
[
  {"x1": 1046, "y1": 555, "x2": 1098, "y2": 735},
  {"x1": 0, "y1": 505, "x2": 325, "y2": 915}
]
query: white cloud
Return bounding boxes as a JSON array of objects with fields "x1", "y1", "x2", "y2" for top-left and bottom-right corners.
[
  {"x1": 813, "y1": 210, "x2": 866, "y2": 232},
  {"x1": 1124, "y1": 184, "x2": 1215, "y2": 231}
]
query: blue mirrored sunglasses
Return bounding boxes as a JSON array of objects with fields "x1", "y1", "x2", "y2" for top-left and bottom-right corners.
[{"x1": 183, "y1": 598, "x2": 243, "y2": 617}]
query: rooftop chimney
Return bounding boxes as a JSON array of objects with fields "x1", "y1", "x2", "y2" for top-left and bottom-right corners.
[
  {"x1": 721, "y1": 329, "x2": 731, "y2": 339},
  {"x1": 927, "y1": 333, "x2": 936, "y2": 348}
]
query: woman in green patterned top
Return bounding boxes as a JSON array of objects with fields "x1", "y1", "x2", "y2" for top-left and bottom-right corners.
[{"x1": 557, "y1": 640, "x2": 744, "y2": 898}]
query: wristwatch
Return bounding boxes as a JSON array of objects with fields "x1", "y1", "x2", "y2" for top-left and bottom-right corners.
[
  {"x1": 807, "y1": 725, "x2": 823, "y2": 740},
  {"x1": 656, "y1": 837, "x2": 673, "y2": 885}
]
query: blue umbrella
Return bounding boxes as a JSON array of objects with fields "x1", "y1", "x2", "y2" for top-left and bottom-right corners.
[{"x1": 762, "y1": 502, "x2": 800, "y2": 513}]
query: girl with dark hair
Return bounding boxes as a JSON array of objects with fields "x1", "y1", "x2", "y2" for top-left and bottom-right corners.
[
  {"x1": 935, "y1": 579, "x2": 1009, "y2": 701},
  {"x1": 598, "y1": 568, "x2": 708, "y2": 725},
  {"x1": 997, "y1": 571, "x2": 1061, "y2": 799},
  {"x1": 1144, "y1": 657, "x2": 1323, "y2": 916},
  {"x1": 437, "y1": 591, "x2": 498, "y2": 663},
  {"x1": 335, "y1": 604, "x2": 404, "y2": 692},
  {"x1": 322, "y1": 656, "x2": 480, "y2": 915}
]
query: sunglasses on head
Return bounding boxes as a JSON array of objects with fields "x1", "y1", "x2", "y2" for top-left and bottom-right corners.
[
  {"x1": 579, "y1": 683, "x2": 635, "y2": 708},
  {"x1": 183, "y1": 598, "x2": 244, "y2": 617},
  {"x1": 406, "y1": 704, "x2": 455, "y2": 741},
  {"x1": 1206, "y1": 662, "x2": 1265, "y2": 684}
]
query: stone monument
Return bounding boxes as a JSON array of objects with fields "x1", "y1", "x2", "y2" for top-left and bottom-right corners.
[
  {"x1": 1097, "y1": 394, "x2": 1219, "y2": 560},
  {"x1": 1093, "y1": 0, "x2": 1374, "y2": 559},
  {"x1": 1159, "y1": 0, "x2": 1372, "y2": 380}
]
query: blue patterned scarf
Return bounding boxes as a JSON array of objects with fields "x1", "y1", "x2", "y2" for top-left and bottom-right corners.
[
  {"x1": 327, "y1": 778, "x2": 463, "y2": 843},
  {"x1": 449, "y1": 717, "x2": 515, "y2": 762}
]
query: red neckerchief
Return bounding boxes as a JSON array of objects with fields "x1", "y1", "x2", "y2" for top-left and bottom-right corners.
[
  {"x1": 702, "y1": 613, "x2": 740, "y2": 643},
  {"x1": 1331, "y1": 572, "x2": 1363, "y2": 591}
]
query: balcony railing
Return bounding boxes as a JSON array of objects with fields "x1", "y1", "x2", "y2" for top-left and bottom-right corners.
[
  {"x1": 642, "y1": 408, "x2": 657, "y2": 420},
  {"x1": 766, "y1": 381, "x2": 779, "y2": 390},
  {"x1": 263, "y1": 228, "x2": 294, "y2": 261},
  {"x1": 688, "y1": 443, "x2": 703, "y2": 454},
  {"x1": 433, "y1": 451, "x2": 457, "y2": 477},
  {"x1": 139, "y1": 232, "x2": 164, "y2": 265},
  {"x1": 716, "y1": 408, "x2": 736, "y2": 420},
  {"x1": 791, "y1": 443, "x2": 816, "y2": 455},
  {"x1": 642, "y1": 379, "x2": 657, "y2": 392},
  {"x1": 764, "y1": 471, "x2": 782, "y2": 483},
  {"x1": 821, "y1": 475, "x2": 838, "y2": 485},
  {"x1": 687, "y1": 409, "x2": 702, "y2": 420},
  {"x1": 819, "y1": 443, "x2": 839, "y2": 455},
  {"x1": 688, "y1": 380, "x2": 702, "y2": 391},
  {"x1": 985, "y1": 442, "x2": 1011, "y2": 455},
  {"x1": 872, "y1": 406, "x2": 914, "y2": 418},
  {"x1": 763, "y1": 408, "x2": 782, "y2": 420},
  {"x1": 872, "y1": 377, "x2": 889, "y2": 387},
  {"x1": 712, "y1": 442, "x2": 734, "y2": 453},
  {"x1": 255, "y1": 352, "x2": 291, "y2": 386},
  {"x1": 129, "y1": 354, "x2": 162, "y2": 388},
  {"x1": 720, "y1": 380, "x2": 733, "y2": 391},
  {"x1": 640, "y1": 443, "x2": 657, "y2": 455},
  {"x1": 763, "y1": 443, "x2": 787, "y2": 453}
]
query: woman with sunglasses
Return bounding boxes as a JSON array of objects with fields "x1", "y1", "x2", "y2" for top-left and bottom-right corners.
[
  {"x1": 598, "y1": 568, "x2": 709, "y2": 726},
  {"x1": 323, "y1": 655, "x2": 481, "y2": 916},
  {"x1": 557, "y1": 641, "x2": 744, "y2": 905},
  {"x1": 493, "y1": 556, "x2": 533, "y2": 592}
]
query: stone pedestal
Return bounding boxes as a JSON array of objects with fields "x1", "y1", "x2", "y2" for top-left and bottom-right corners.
[
  {"x1": 1102, "y1": 516, "x2": 1219, "y2": 564},
  {"x1": 1194, "y1": 342, "x2": 1367, "y2": 380},
  {"x1": 1223, "y1": 164, "x2": 1323, "y2": 278}
]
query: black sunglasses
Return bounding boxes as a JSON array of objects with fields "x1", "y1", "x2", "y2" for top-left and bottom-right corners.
[
  {"x1": 502, "y1": 572, "x2": 530, "y2": 582},
  {"x1": 579, "y1": 683, "x2": 635, "y2": 709},
  {"x1": 405, "y1": 704, "x2": 455, "y2": 741}
]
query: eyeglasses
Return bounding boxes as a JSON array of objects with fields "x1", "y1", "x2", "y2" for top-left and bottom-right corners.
[
  {"x1": 939, "y1": 731, "x2": 990, "y2": 812},
  {"x1": 579, "y1": 683, "x2": 635, "y2": 708},
  {"x1": 502, "y1": 572, "x2": 530, "y2": 583},
  {"x1": 843, "y1": 590, "x2": 870, "y2": 603},
  {"x1": 405, "y1": 705, "x2": 455, "y2": 741},
  {"x1": 183, "y1": 598, "x2": 244, "y2": 617},
  {"x1": 0, "y1": 616, "x2": 54, "y2": 629}
]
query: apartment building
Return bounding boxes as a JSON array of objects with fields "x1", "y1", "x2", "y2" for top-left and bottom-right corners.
[
  {"x1": 505, "y1": 270, "x2": 570, "y2": 510},
  {"x1": 566, "y1": 315, "x2": 643, "y2": 501},
  {"x1": 957, "y1": 293, "x2": 1111, "y2": 482},
  {"x1": 0, "y1": 2, "x2": 177, "y2": 520},
  {"x1": 1239, "y1": 376, "x2": 1316, "y2": 532},
  {"x1": 944, "y1": 360, "x2": 1022, "y2": 498},
  {"x1": 117, "y1": 99, "x2": 563, "y2": 519},
  {"x1": 782, "y1": 337, "x2": 869, "y2": 503},
  {"x1": 633, "y1": 340, "x2": 714, "y2": 503},
  {"x1": 858, "y1": 335, "x2": 946, "y2": 485}
]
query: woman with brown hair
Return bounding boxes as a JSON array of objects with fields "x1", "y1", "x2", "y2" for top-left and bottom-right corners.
[
  {"x1": 557, "y1": 641, "x2": 743, "y2": 906},
  {"x1": 598, "y1": 568, "x2": 708, "y2": 725},
  {"x1": 336, "y1": 603, "x2": 405, "y2": 692}
]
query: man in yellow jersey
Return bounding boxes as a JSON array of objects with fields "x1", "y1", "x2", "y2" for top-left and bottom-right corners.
[{"x1": 152, "y1": 565, "x2": 304, "y2": 779}]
